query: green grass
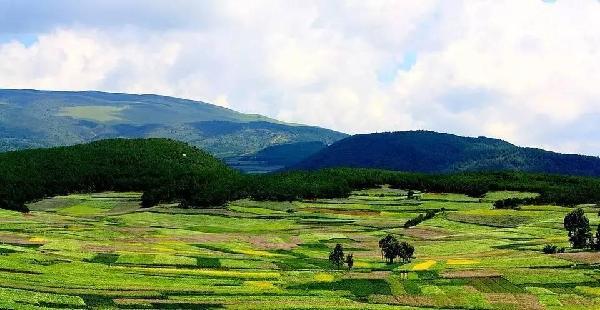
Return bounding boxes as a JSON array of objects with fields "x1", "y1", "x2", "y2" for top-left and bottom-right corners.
[
  {"x1": 56, "y1": 105, "x2": 128, "y2": 122},
  {"x1": 0, "y1": 189, "x2": 597, "y2": 309}
]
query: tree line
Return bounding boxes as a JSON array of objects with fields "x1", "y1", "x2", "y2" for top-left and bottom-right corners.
[{"x1": 403, "y1": 209, "x2": 441, "y2": 228}]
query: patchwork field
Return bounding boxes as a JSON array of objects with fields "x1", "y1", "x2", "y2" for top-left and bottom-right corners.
[{"x1": 1, "y1": 188, "x2": 600, "y2": 309}]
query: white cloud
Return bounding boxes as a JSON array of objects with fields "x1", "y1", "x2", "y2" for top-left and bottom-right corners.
[{"x1": 0, "y1": 0, "x2": 599, "y2": 155}]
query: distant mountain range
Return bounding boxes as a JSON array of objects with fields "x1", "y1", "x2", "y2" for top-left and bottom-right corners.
[
  {"x1": 0, "y1": 89, "x2": 347, "y2": 162},
  {"x1": 290, "y1": 131, "x2": 600, "y2": 177},
  {"x1": 3, "y1": 89, "x2": 600, "y2": 178}
]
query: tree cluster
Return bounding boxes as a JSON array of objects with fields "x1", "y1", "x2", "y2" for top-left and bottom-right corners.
[{"x1": 378, "y1": 235, "x2": 414, "y2": 264}]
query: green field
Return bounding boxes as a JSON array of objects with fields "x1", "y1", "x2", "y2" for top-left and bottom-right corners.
[{"x1": 1, "y1": 189, "x2": 600, "y2": 309}]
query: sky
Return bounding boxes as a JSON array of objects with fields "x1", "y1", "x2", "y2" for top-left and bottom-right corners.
[{"x1": 0, "y1": 0, "x2": 599, "y2": 155}]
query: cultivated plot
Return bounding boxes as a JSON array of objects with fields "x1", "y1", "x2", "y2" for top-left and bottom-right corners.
[{"x1": 0, "y1": 189, "x2": 598, "y2": 309}]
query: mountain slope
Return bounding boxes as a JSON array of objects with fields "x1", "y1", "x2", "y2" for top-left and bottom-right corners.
[
  {"x1": 226, "y1": 141, "x2": 327, "y2": 173},
  {"x1": 0, "y1": 89, "x2": 347, "y2": 158},
  {"x1": 291, "y1": 131, "x2": 600, "y2": 176}
]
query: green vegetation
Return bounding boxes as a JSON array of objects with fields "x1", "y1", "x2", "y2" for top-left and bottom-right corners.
[{"x1": 0, "y1": 188, "x2": 598, "y2": 309}]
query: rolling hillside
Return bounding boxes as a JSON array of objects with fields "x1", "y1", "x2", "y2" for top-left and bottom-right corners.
[
  {"x1": 291, "y1": 131, "x2": 600, "y2": 177},
  {"x1": 0, "y1": 89, "x2": 346, "y2": 158}
]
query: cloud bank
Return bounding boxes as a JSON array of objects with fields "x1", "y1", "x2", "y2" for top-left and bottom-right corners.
[{"x1": 1, "y1": 0, "x2": 599, "y2": 155}]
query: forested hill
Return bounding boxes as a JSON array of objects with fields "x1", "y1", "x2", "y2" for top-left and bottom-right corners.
[
  {"x1": 0, "y1": 138, "x2": 238, "y2": 211},
  {"x1": 0, "y1": 89, "x2": 346, "y2": 158},
  {"x1": 290, "y1": 131, "x2": 600, "y2": 177}
]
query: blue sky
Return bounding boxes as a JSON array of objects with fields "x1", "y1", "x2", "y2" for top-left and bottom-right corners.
[{"x1": 0, "y1": 0, "x2": 599, "y2": 155}]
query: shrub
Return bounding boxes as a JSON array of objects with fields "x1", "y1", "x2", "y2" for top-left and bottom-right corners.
[{"x1": 542, "y1": 244, "x2": 558, "y2": 254}]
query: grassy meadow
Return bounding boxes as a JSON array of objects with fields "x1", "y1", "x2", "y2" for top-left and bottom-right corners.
[{"x1": 0, "y1": 188, "x2": 599, "y2": 309}]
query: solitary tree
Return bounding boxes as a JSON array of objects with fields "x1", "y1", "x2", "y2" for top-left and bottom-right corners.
[
  {"x1": 564, "y1": 208, "x2": 588, "y2": 234},
  {"x1": 564, "y1": 208, "x2": 592, "y2": 248},
  {"x1": 345, "y1": 253, "x2": 354, "y2": 270},
  {"x1": 407, "y1": 190, "x2": 415, "y2": 200},
  {"x1": 329, "y1": 244, "x2": 345, "y2": 269}
]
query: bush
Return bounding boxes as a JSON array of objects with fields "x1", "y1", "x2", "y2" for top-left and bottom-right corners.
[{"x1": 542, "y1": 244, "x2": 558, "y2": 254}]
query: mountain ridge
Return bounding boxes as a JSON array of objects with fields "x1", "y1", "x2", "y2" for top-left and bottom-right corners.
[{"x1": 0, "y1": 89, "x2": 347, "y2": 159}]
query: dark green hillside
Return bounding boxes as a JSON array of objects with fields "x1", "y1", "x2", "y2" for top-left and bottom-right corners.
[
  {"x1": 0, "y1": 138, "x2": 239, "y2": 212},
  {"x1": 0, "y1": 89, "x2": 346, "y2": 159},
  {"x1": 226, "y1": 141, "x2": 327, "y2": 173},
  {"x1": 291, "y1": 131, "x2": 600, "y2": 177},
  {"x1": 245, "y1": 141, "x2": 327, "y2": 166}
]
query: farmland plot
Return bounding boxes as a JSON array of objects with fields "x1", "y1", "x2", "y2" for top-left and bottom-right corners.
[{"x1": 0, "y1": 189, "x2": 598, "y2": 309}]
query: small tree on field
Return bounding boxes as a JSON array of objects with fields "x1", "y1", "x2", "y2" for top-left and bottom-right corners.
[
  {"x1": 564, "y1": 208, "x2": 588, "y2": 234},
  {"x1": 329, "y1": 244, "x2": 344, "y2": 269},
  {"x1": 564, "y1": 208, "x2": 592, "y2": 249},
  {"x1": 345, "y1": 253, "x2": 354, "y2": 270},
  {"x1": 407, "y1": 190, "x2": 414, "y2": 200}
]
